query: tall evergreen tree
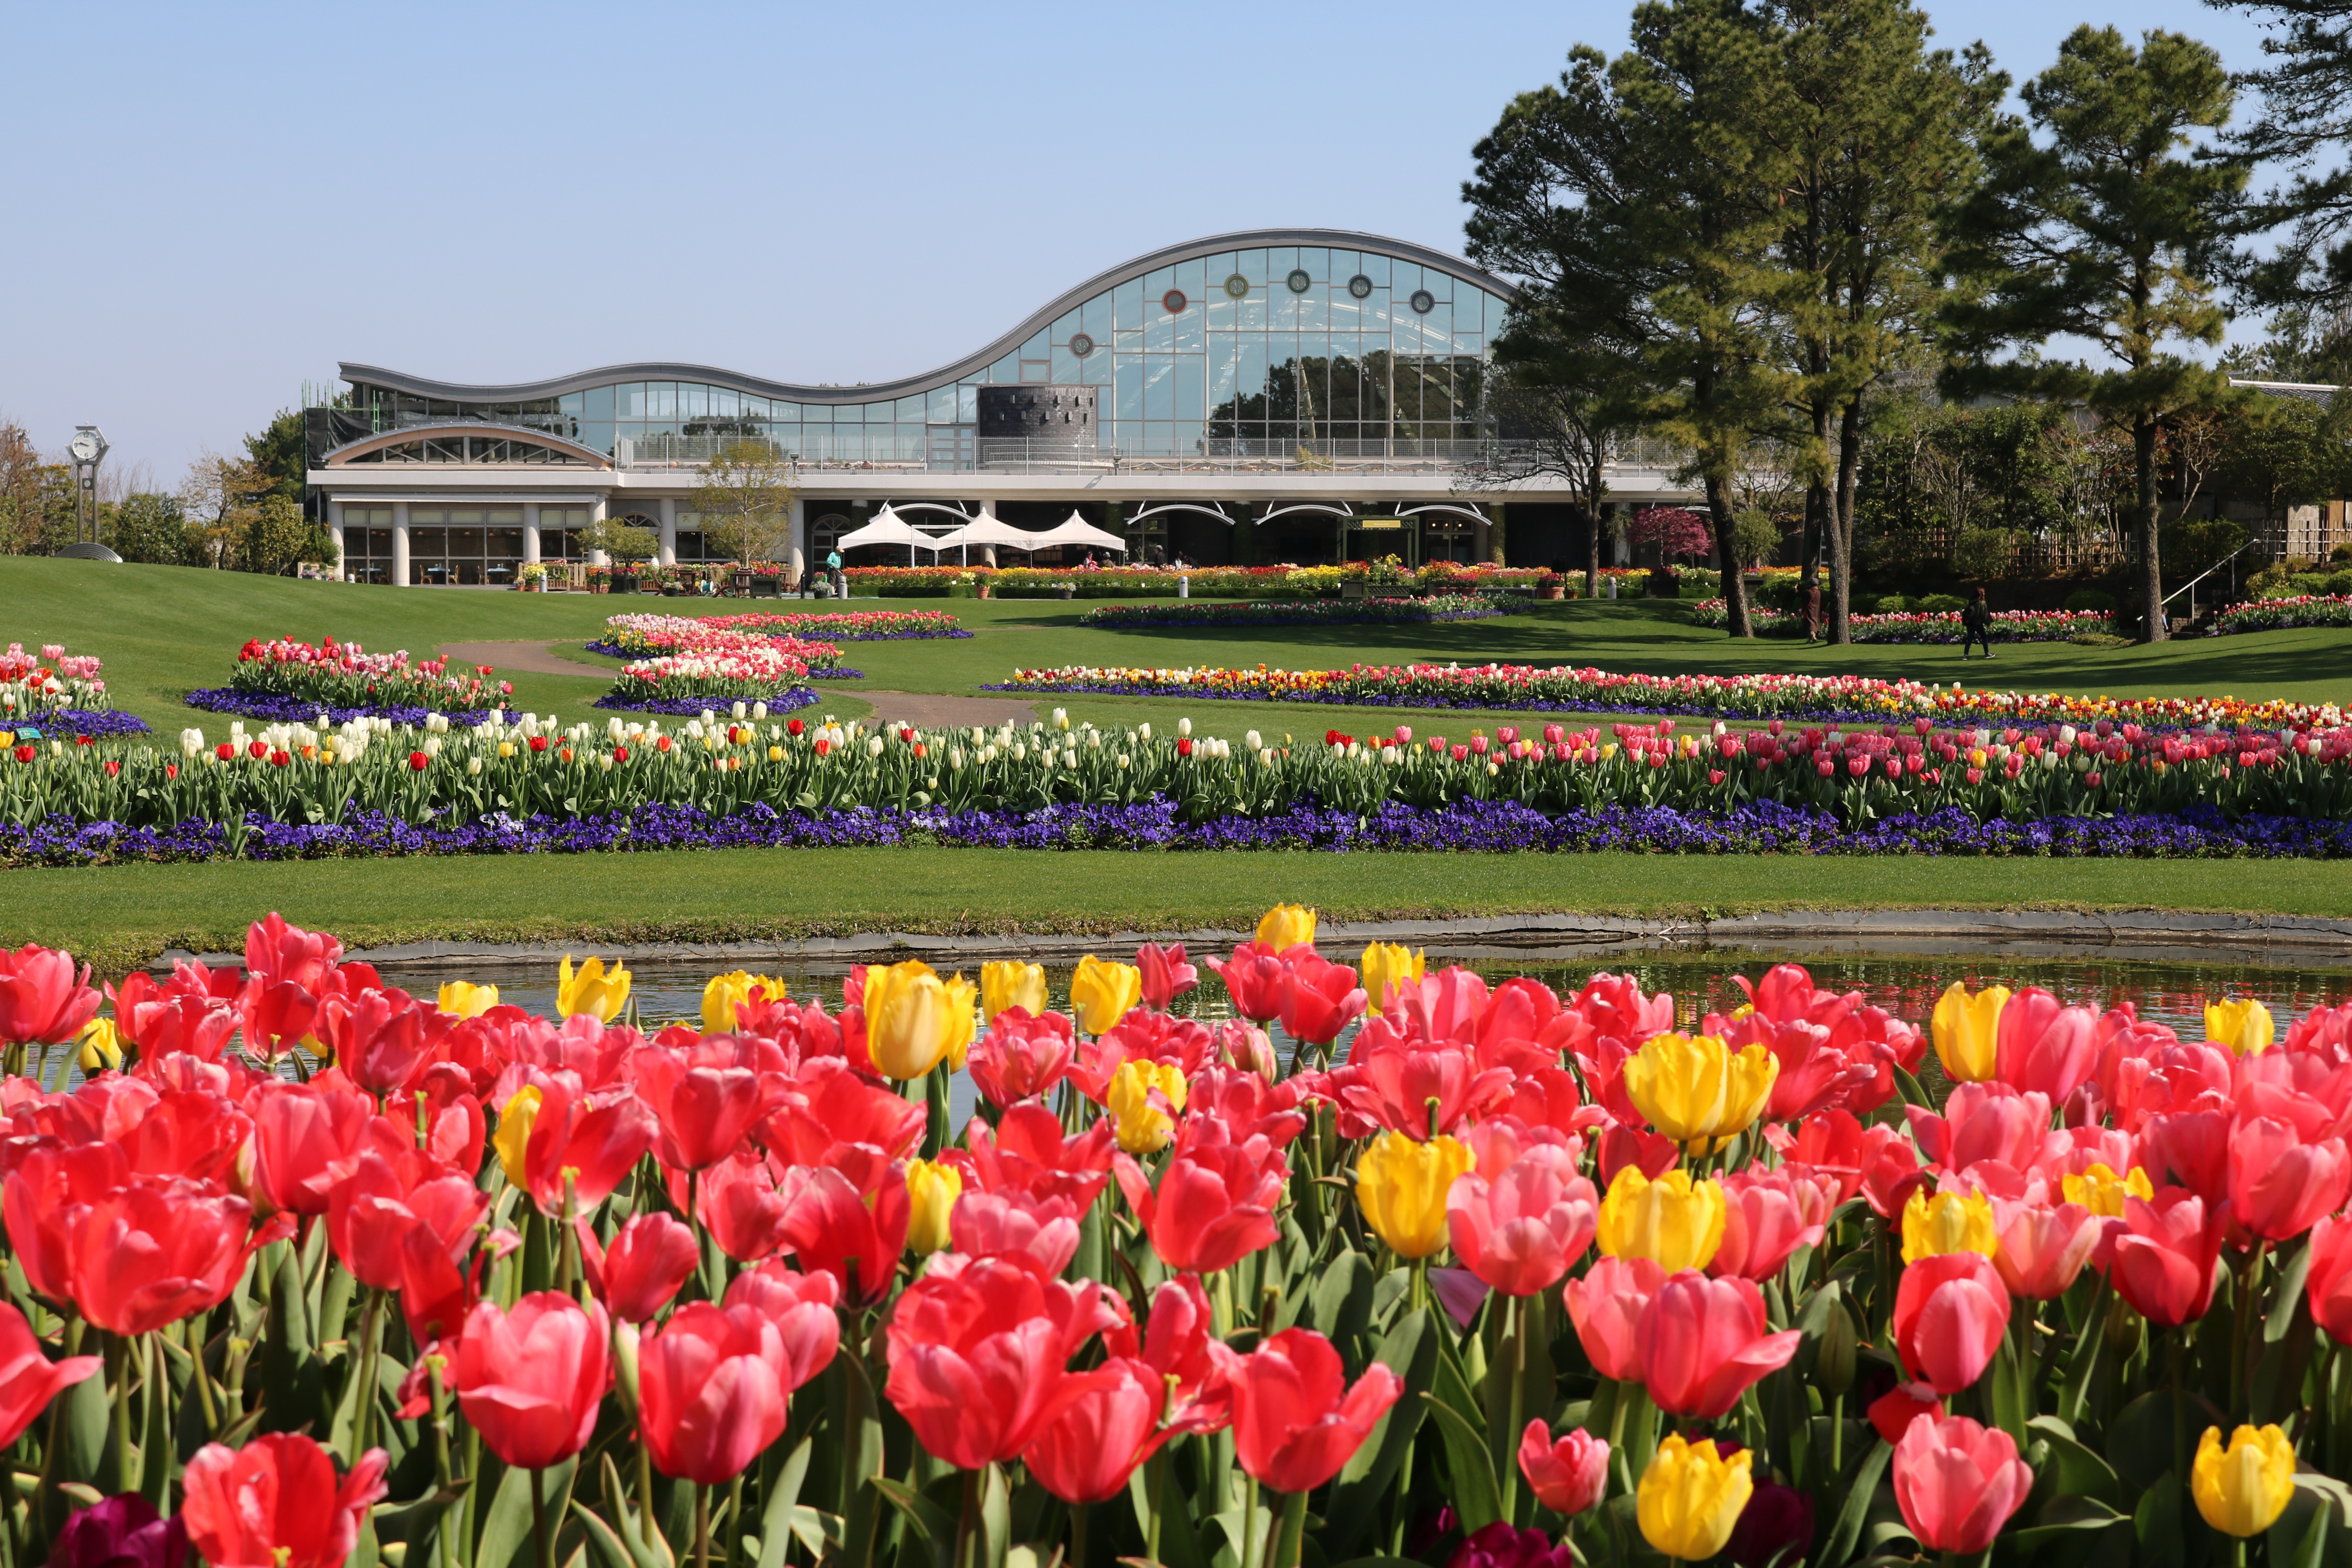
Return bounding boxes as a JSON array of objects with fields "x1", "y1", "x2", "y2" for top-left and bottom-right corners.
[
  {"x1": 1466, "y1": 0, "x2": 1793, "y2": 636},
  {"x1": 2212, "y1": 0, "x2": 2352, "y2": 312},
  {"x1": 1942, "y1": 25, "x2": 2246, "y2": 641}
]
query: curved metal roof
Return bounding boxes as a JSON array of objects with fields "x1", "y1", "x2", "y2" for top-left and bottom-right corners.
[
  {"x1": 342, "y1": 228, "x2": 1517, "y2": 410},
  {"x1": 322, "y1": 422, "x2": 613, "y2": 467}
]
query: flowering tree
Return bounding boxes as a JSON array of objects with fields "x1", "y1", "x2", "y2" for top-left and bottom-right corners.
[{"x1": 1628, "y1": 506, "x2": 1713, "y2": 563}]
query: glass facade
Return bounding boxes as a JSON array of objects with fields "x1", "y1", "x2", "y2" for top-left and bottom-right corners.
[
  {"x1": 408, "y1": 507, "x2": 523, "y2": 586},
  {"x1": 329, "y1": 241, "x2": 1509, "y2": 466},
  {"x1": 340, "y1": 507, "x2": 394, "y2": 584},
  {"x1": 539, "y1": 506, "x2": 590, "y2": 562}
]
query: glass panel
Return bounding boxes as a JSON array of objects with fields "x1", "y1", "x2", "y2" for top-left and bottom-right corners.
[
  {"x1": 1143, "y1": 356, "x2": 1174, "y2": 421},
  {"x1": 958, "y1": 385, "x2": 979, "y2": 421},
  {"x1": 485, "y1": 509, "x2": 521, "y2": 524},
  {"x1": 410, "y1": 510, "x2": 445, "y2": 525},
  {"x1": 1114, "y1": 357, "x2": 1144, "y2": 423},
  {"x1": 1174, "y1": 256, "x2": 1205, "y2": 298},
  {"x1": 680, "y1": 384, "x2": 708, "y2": 419},
  {"x1": 1113, "y1": 279, "x2": 1145, "y2": 330},
  {"x1": 1174, "y1": 356, "x2": 1205, "y2": 427},
  {"x1": 647, "y1": 383, "x2": 677, "y2": 419},
  {"x1": 1081, "y1": 294, "x2": 1110, "y2": 338},
  {"x1": 412, "y1": 527, "x2": 448, "y2": 553},
  {"x1": 927, "y1": 387, "x2": 958, "y2": 423},
  {"x1": 615, "y1": 383, "x2": 645, "y2": 418},
  {"x1": 897, "y1": 394, "x2": 927, "y2": 421}
]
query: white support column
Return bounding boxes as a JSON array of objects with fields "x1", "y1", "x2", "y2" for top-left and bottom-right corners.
[
  {"x1": 978, "y1": 497, "x2": 998, "y2": 569},
  {"x1": 658, "y1": 497, "x2": 678, "y2": 567},
  {"x1": 522, "y1": 505, "x2": 542, "y2": 568},
  {"x1": 390, "y1": 503, "x2": 411, "y2": 587},
  {"x1": 587, "y1": 494, "x2": 610, "y2": 568},
  {"x1": 327, "y1": 501, "x2": 347, "y2": 580},
  {"x1": 788, "y1": 496, "x2": 806, "y2": 581}
]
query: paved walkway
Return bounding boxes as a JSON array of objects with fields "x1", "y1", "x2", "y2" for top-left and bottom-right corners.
[{"x1": 440, "y1": 641, "x2": 613, "y2": 677}]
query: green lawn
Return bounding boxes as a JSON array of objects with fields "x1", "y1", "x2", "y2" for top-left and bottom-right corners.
[
  {"x1": 12, "y1": 557, "x2": 2350, "y2": 745},
  {"x1": 7, "y1": 848, "x2": 2347, "y2": 975}
]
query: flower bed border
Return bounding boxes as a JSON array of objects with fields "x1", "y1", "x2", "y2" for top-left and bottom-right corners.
[
  {"x1": 183, "y1": 689, "x2": 500, "y2": 728},
  {"x1": 9, "y1": 708, "x2": 151, "y2": 739},
  {"x1": 1076, "y1": 595, "x2": 1523, "y2": 630},
  {"x1": 6, "y1": 797, "x2": 2347, "y2": 866},
  {"x1": 583, "y1": 644, "x2": 867, "y2": 679},
  {"x1": 589, "y1": 687, "x2": 820, "y2": 717}
]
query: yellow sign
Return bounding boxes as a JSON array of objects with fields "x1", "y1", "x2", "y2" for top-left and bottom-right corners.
[{"x1": 1356, "y1": 517, "x2": 1404, "y2": 530}]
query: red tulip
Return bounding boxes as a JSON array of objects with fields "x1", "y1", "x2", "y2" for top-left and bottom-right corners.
[
  {"x1": 884, "y1": 1255, "x2": 1123, "y2": 1469},
  {"x1": 1906, "y1": 1083, "x2": 2063, "y2": 1178},
  {"x1": 1992, "y1": 987, "x2": 2099, "y2": 1103},
  {"x1": 180, "y1": 1433, "x2": 388, "y2": 1568},
  {"x1": 1022, "y1": 1356, "x2": 1176, "y2": 1503},
  {"x1": 1892, "y1": 1415, "x2": 2033, "y2": 1553},
  {"x1": 1446, "y1": 1144, "x2": 1599, "y2": 1296},
  {"x1": 314, "y1": 987, "x2": 434, "y2": 1096},
  {"x1": 118, "y1": 993, "x2": 237, "y2": 1064},
  {"x1": 1069, "y1": 1011, "x2": 1216, "y2": 1105},
  {"x1": 114, "y1": 1087, "x2": 250, "y2": 1187},
  {"x1": 1279, "y1": 953, "x2": 1367, "y2": 1047},
  {"x1": 1989, "y1": 1199, "x2": 2102, "y2": 1299},
  {"x1": 1596, "y1": 1121, "x2": 1680, "y2": 1187},
  {"x1": 1635, "y1": 1271, "x2": 1802, "y2": 1417},
  {"x1": 591, "y1": 1211, "x2": 701, "y2": 1323},
  {"x1": 1103, "y1": 1275, "x2": 1229, "y2": 1431},
  {"x1": 638, "y1": 1302, "x2": 794, "y2": 1484},
  {"x1": 2228, "y1": 1116, "x2": 2351, "y2": 1242},
  {"x1": 252, "y1": 1081, "x2": 382, "y2": 1217},
  {"x1": 720, "y1": 1262, "x2": 842, "y2": 1390},
  {"x1": 1136, "y1": 942, "x2": 1200, "y2": 1010},
  {"x1": 952, "y1": 1103, "x2": 1116, "y2": 1208},
  {"x1": 758, "y1": 1057, "x2": 926, "y2": 1195},
  {"x1": 0, "y1": 943, "x2": 101, "y2": 1047},
  {"x1": 949, "y1": 1189, "x2": 1083, "y2": 1275},
  {"x1": 1112, "y1": 1122, "x2": 1286, "y2": 1274},
  {"x1": 1892, "y1": 1253, "x2": 2010, "y2": 1394},
  {"x1": 69, "y1": 1175, "x2": 282, "y2": 1336},
  {"x1": 779, "y1": 1163, "x2": 910, "y2": 1305},
  {"x1": 634, "y1": 1046, "x2": 768, "y2": 1173},
  {"x1": 239, "y1": 979, "x2": 319, "y2": 1063},
  {"x1": 2141, "y1": 1111, "x2": 2230, "y2": 1205},
  {"x1": 1765, "y1": 1109, "x2": 1901, "y2": 1207},
  {"x1": 1564, "y1": 1254, "x2": 1666, "y2": 1381},
  {"x1": 1867, "y1": 1381, "x2": 1944, "y2": 1445},
  {"x1": 1519, "y1": 1421, "x2": 1609, "y2": 1515},
  {"x1": 2310, "y1": 1216, "x2": 2352, "y2": 1343},
  {"x1": 692, "y1": 1152, "x2": 795, "y2": 1264},
  {"x1": 1727, "y1": 1478, "x2": 1815, "y2": 1568},
  {"x1": 0, "y1": 1298, "x2": 100, "y2": 1446},
  {"x1": 243, "y1": 913, "x2": 343, "y2": 996},
  {"x1": 1330, "y1": 1032, "x2": 1514, "y2": 1139},
  {"x1": 327, "y1": 1149, "x2": 486, "y2": 1344},
  {"x1": 1447, "y1": 1523, "x2": 1576, "y2": 1568},
  {"x1": 1205, "y1": 942, "x2": 1291, "y2": 1024},
  {"x1": 1187, "y1": 1064, "x2": 1311, "y2": 1148},
  {"x1": 495, "y1": 1076, "x2": 656, "y2": 1215},
  {"x1": 453, "y1": 1293, "x2": 610, "y2": 1468},
  {"x1": 1209, "y1": 1327, "x2": 1403, "y2": 1494},
  {"x1": 965, "y1": 1009, "x2": 1074, "y2": 1109},
  {"x1": 2109, "y1": 1189, "x2": 2229, "y2": 1325},
  {"x1": 1710, "y1": 1169, "x2": 1828, "y2": 1282}
]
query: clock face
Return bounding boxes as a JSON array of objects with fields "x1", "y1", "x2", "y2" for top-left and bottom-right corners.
[{"x1": 68, "y1": 433, "x2": 98, "y2": 462}]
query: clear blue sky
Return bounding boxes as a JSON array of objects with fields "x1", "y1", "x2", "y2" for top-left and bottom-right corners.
[{"x1": 0, "y1": 0, "x2": 2281, "y2": 485}]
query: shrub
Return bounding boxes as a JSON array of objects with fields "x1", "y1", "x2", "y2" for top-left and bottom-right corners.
[
  {"x1": 1915, "y1": 593, "x2": 1967, "y2": 613},
  {"x1": 2063, "y1": 588, "x2": 2118, "y2": 613},
  {"x1": 1873, "y1": 593, "x2": 1910, "y2": 613},
  {"x1": 1949, "y1": 527, "x2": 2016, "y2": 580},
  {"x1": 2333, "y1": 543, "x2": 2352, "y2": 565}
]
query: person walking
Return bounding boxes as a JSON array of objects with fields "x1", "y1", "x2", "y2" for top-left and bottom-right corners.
[
  {"x1": 1802, "y1": 581, "x2": 1823, "y2": 643},
  {"x1": 1961, "y1": 586, "x2": 1995, "y2": 659},
  {"x1": 826, "y1": 546, "x2": 844, "y2": 598}
]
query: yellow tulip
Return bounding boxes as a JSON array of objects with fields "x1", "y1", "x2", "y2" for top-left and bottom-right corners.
[
  {"x1": 942, "y1": 973, "x2": 978, "y2": 1071},
  {"x1": 1901, "y1": 1188, "x2": 1999, "y2": 1264},
  {"x1": 980, "y1": 960, "x2": 1047, "y2": 1021},
  {"x1": 1355, "y1": 1131, "x2": 1474, "y2": 1259},
  {"x1": 905, "y1": 1158, "x2": 962, "y2": 1256},
  {"x1": 1107, "y1": 1059, "x2": 1189, "y2": 1154},
  {"x1": 2191, "y1": 1425, "x2": 2296, "y2": 1537},
  {"x1": 701, "y1": 971, "x2": 786, "y2": 1033},
  {"x1": 2062, "y1": 1163, "x2": 2154, "y2": 1218},
  {"x1": 438, "y1": 981, "x2": 501, "y2": 1019},
  {"x1": 863, "y1": 960, "x2": 957, "y2": 1080},
  {"x1": 1597, "y1": 1167, "x2": 1727, "y2": 1273},
  {"x1": 1359, "y1": 942, "x2": 1426, "y2": 1013},
  {"x1": 1069, "y1": 955, "x2": 1143, "y2": 1036},
  {"x1": 1638, "y1": 1436, "x2": 1754, "y2": 1561},
  {"x1": 1930, "y1": 982, "x2": 2009, "y2": 1082},
  {"x1": 557, "y1": 955, "x2": 631, "y2": 1023},
  {"x1": 77, "y1": 1016, "x2": 121, "y2": 1073},
  {"x1": 1255, "y1": 903, "x2": 1318, "y2": 952},
  {"x1": 2206, "y1": 999, "x2": 2274, "y2": 1057},
  {"x1": 494, "y1": 1086, "x2": 542, "y2": 1189},
  {"x1": 1622, "y1": 1032, "x2": 1778, "y2": 1154}
]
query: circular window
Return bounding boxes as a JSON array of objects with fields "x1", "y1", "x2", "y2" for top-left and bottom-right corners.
[
  {"x1": 1348, "y1": 274, "x2": 1374, "y2": 299},
  {"x1": 1069, "y1": 333, "x2": 1094, "y2": 358},
  {"x1": 1286, "y1": 269, "x2": 1313, "y2": 294},
  {"x1": 1409, "y1": 289, "x2": 1436, "y2": 315},
  {"x1": 1161, "y1": 289, "x2": 1187, "y2": 316},
  {"x1": 1223, "y1": 273, "x2": 1249, "y2": 299}
]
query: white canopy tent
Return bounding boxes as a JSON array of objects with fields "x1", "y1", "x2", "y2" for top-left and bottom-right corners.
[
  {"x1": 1027, "y1": 511, "x2": 1129, "y2": 554},
  {"x1": 831, "y1": 505, "x2": 930, "y2": 552}
]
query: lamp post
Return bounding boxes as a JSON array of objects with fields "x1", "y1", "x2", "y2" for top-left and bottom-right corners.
[{"x1": 67, "y1": 426, "x2": 108, "y2": 546}]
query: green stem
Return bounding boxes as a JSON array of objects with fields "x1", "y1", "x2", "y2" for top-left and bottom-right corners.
[
  {"x1": 354, "y1": 1287, "x2": 385, "y2": 1460},
  {"x1": 532, "y1": 1466, "x2": 554, "y2": 1568},
  {"x1": 2231, "y1": 1243, "x2": 2264, "y2": 1421},
  {"x1": 1607, "y1": 1378, "x2": 1632, "y2": 1499},
  {"x1": 1266, "y1": 1490, "x2": 1307, "y2": 1568},
  {"x1": 956, "y1": 1468, "x2": 980, "y2": 1568},
  {"x1": 1502, "y1": 1294, "x2": 1526, "y2": 1524},
  {"x1": 1242, "y1": 1475, "x2": 1260, "y2": 1568},
  {"x1": 695, "y1": 1482, "x2": 711, "y2": 1568},
  {"x1": 1070, "y1": 1499, "x2": 1089, "y2": 1568},
  {"x1": 1144, "y1": 1448, "x2": 1166, "y2": 1566},
  {"x1": 2171, "y1": 1330, "x2": 2191, "y2": 1484},
  {"x1": 111, "y1": 1333, "x2": 138, "y2": 1497}
]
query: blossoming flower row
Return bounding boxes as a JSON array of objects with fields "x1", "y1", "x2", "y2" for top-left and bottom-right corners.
[
  {"x1": 1688, "y1": 602, "x2": 2119, "y2": 643},
  {"x1": 0, "y1": 903, "x2": 2343, "y2": 1568},
  {"x1": 990, "y1": 659, "x2": 2349, "y2": 731},
  {"x1": 593, "y1": 609, "x2": 969, "y2": 657},
  {"x1": 0, "y1": 642, "x2": 145, "y2": 737},
  {"x1": 2216, "y1": 593, "x2": 2352, "y2": 635},
  {"x1": 1074, "y1": 593, "x2": 1521, "y2": 630},
  {"x1": 223, "y1": 636, "x2": 514, "y2": 714}
]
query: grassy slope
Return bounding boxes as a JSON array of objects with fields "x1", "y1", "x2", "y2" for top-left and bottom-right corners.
[{"x1": 11, "y1": 849, "x2": 2352, "y2": 973}]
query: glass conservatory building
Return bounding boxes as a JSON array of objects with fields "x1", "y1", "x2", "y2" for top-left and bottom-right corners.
[{"x1": 307, "y1": 229, "x2": 1695, "y2": 584}]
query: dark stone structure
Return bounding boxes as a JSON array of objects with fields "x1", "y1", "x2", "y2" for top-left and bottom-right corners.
[{"x1": 976, "y1": 385, "x2": 1098, "y2": 446}]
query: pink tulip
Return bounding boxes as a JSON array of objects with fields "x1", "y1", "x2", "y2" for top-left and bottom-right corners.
[
  {"x1": 1892, "y1": 1253, "x2": 2009, "y2": 1394},
  {"x1": 0, "y1": 943, "x2": 102, "y2": 1047},
  {"x1": 2307, "y1": 1216, "x2": 2352, "y2": 1344},
  {"x1": 1906, "y1": 1083, "x2": 2063, "y2": 1178},
  {"x1": 1710, "y1": 1169, "x2": 1827, "y2": 1282},
  {"x1": 1989, "y1": 1199, "x2": 2102, "y2": 1299},
  {"x1": 1634, "y1": 1271, "x2": 1802, "y2": 1418},
  {"x1": 949, "y1": 1189, "x2": 1083, "y2": 1275},
  {"x1": 1021, "y1": 1356, "x2": 1176, "y2": 1504},
  {"x1": 637, "y1": 1302, "x2": 794, "y2": 1485},
  {"x1": 721, "y1": 1261, "x2": 842, "y2": 1392},
  {"x1": 1992, "y1": 987, "x2": 2099, "y2": 1103},
  {"x1": 2228, "y1": 1116, "x2": 2351, "y2": 1242},
  {"x1": 1563, "y1": 1255, "x2": 1665, "y2": 1382},
  {"x1": 1135, "y1": 943, "x2": 1199, "y2": 1010},
  {"x1": 1518, "y1": 1422, "x2": 1609, "y2": 1515},
  {"x1": 1446, "y1": 1145, "x2": 1599, "y2": 1296},
  {"x1": 1205, "y1": 943, "x2": 1290, "y2": 1024},
  {"x1": 2109, "y1": 1189, "x2": 2228, "y2": 1326},
  {"x1": 966, "y1": 1009, "x2": 1074, "y2": 1108},
  {"x1": 1279, "y1": 953, "x2": 1367, "y2": 1048},
  {"x1": 592, "y1": 1212, "x2": 700, "y2": 1324},
  {"x1": 1867, "y1": 1382, "x2": 1944, "y2": 1445},
  {"x1": 1892, "y1": 1415, "x2": 2033, "y2": 1553}
]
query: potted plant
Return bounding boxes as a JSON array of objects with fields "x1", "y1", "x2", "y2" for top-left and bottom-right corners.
[{"x1": 1537, "y1": 570, "x2": 1566, "y2": 601}]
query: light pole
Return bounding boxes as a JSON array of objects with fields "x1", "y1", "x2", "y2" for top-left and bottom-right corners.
[{"x1": 67, "y1": 426, "x2": 108, "y2": 546}]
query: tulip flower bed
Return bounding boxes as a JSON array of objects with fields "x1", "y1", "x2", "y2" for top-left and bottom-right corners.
[
  {"x1": 1690, "y1": 602, "x2": 2117, "y2": 643},
  {"x1": 592, "y1": 611, "x2": 971, "y2": 657},
  {"x1": 2218, "y1": 594, "x2": 2352, "y2": 635},
  {"x1": 201, "y1": 637, "x2": 516, "y2": 719},
  {"x1": 1, "y1": 907, "x2": 2350, "y2": 1568},
  {"x1": 0, "y1": 642, "x2": 149, "y2": 738},
  {"x1": 989, "y1": 661, "x2": 2351, "y2": 732},
  {"x1": 9, "y1": 712, "x2": 2352, "y2": 864},
  {"x1": 595, "y1": 641, "x2": 834, "y2": 716},
  {"x1": 1076, "y1": 594, "x2": 1521, "y2": 630}
]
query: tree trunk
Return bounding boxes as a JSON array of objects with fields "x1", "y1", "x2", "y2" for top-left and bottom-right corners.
[
  {"x1": 1584, "y1": 446, "x2": 1606, "y2": 598},
  {"x1": 1830, "y1": 394, "x2": 1864, "y2": 644},
  {"x1": 1705, "y1": 474, "x2": 1753, "y2": 637},
  {"x1": 2136, "y1": 414, "x2": 2166, "y2": 642}
]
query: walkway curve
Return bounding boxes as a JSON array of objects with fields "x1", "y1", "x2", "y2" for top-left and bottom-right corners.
[{"x1": 440, "y1": 640, "x2": 617, "y2": 678}]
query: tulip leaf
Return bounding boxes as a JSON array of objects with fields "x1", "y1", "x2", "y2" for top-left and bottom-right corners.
[
  {"x1": 1815, "y1": 1435, "x2": 1891, "y2": 1568},
  {"x1": 475, "y1": 1457, "x2": 575, "y2": 1568},
  {"x1": 2028, "y1": 1417, "x2": 2123, "y2": 1508},
  {"x1": 1889, "y1": 1063, "x2": 1934, "y2": 1111},
  {"x1": 57, "y1": 1359, "x2": 108, "y2": 1484},
  {"x1": 870, "y1": 1475, "x2": 957, "y2": 1546},
  {"x1": 2110, "y1": 1392, "x2": 2187, "y2": 1493},
  {"x1": 572, "y1": 1500, "x2": 648, "y2": 1568},
  {"x1": 982, "y1": 1461, "x2": 1013, "y2": 1568},
  {"x1": 2006, "y1": 1495, "x2": 2128, "y2": 1547},
  {"x1": 1987, "y1": 1334, "x2": 2030, "y2": 1448},
  {"x1": 2252, "y1": 1309, "x2": 2317, "y2": 1427},
  {"x1": 2281, "y1": 1495, "x2": 2330, "y2": 1568},
  {"x1": 1419, "y1": 1390, "x2": 1503, "y2": 1534},
  {"x1": 753, "y1": 1437, "x2": 813, "y2": 1568},
  {"x1": 2267, "y1": 1243, "x2": 2314, "y2": 1343},
  {"x1": 1327, "y1": 1307, "x2": 1439, "y2": 1556},
  {"x1": 1308, "y1": 1249, "x2": 1374, "y2": 1368}
]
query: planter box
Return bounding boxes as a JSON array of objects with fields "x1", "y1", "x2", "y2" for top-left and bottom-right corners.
[
  {"x1": 750, "y1": 578, "x2": 781, "y2": 599},
  {"x1": 612, "y1": 575, "x2": 641, "y2": 595}
]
